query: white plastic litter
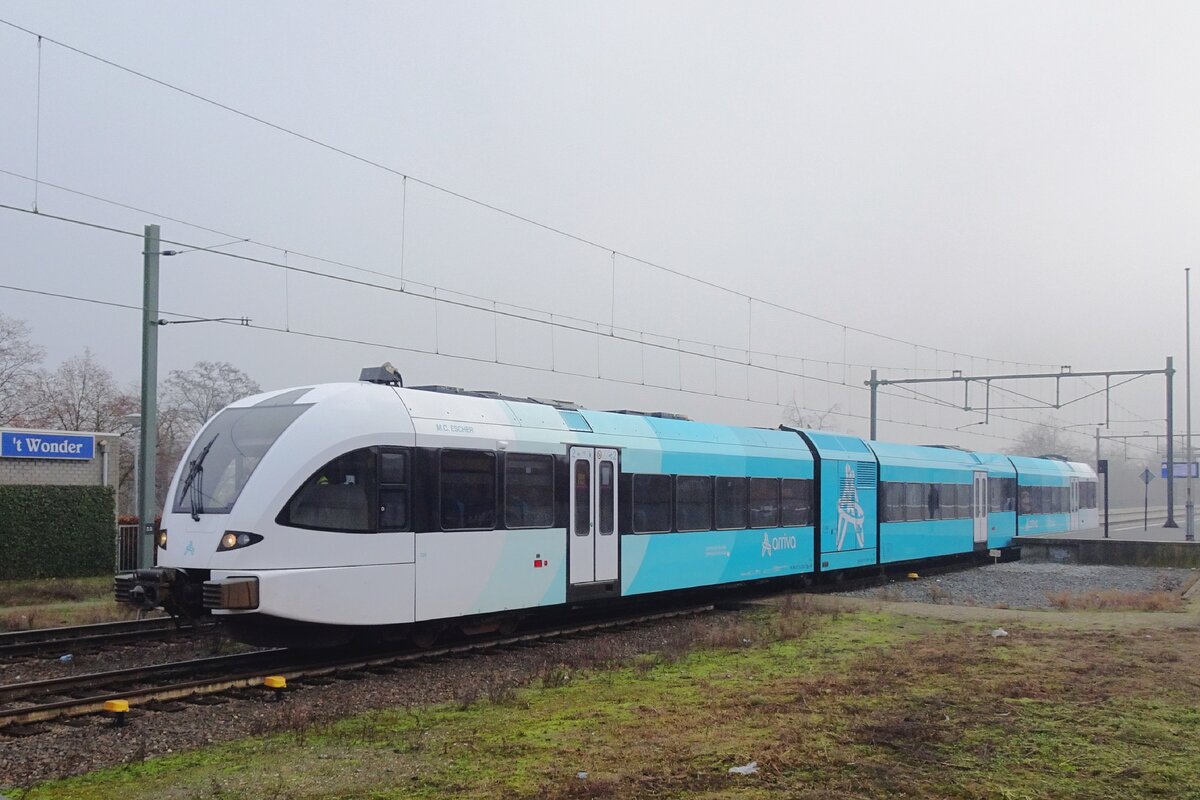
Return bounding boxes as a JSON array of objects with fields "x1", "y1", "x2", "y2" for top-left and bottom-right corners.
[
  {"x1": 58, "y1": 654, "x2": 74, "y2": 663},
  {"x1": 991, "y1": 628, "x2": 1008, "y2": 638},
  {"x1": 728, "y1": 761, "x2": 759, "y2": 775},
  {"x1": 576, "y1": 772, "x2": 588, "y2": 780}
]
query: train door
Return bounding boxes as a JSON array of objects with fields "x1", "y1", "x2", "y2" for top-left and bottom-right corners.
[
  {"x1": 568, "y1": 447, "x2": 619, "y2": 585},
  {"x1": 1069, "y1": 478, "x2": 1081, "y2": 530},
  {"x1": 972, "y1": 471, "x2": 988, "y2": 549}
]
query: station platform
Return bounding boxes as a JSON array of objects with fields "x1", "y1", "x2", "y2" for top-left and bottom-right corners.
[{"x1": 1017, "y1": 525, "x2": 1200, "y2": 568}]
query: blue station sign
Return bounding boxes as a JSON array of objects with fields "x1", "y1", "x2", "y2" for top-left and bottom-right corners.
[{"x1": 1, "y1": 431, "x2": 95, "y2": 460}]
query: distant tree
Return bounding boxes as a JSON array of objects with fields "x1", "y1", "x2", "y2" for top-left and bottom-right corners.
[
  {"x1": 1004, "y1": 420, "x2": 1091, "y2": 463},
  {"x1": 0, "y1": 314, "x2": 46, "y2": 426},
  {"x1": 782, "y1": 397, "x2": 840, "y2": 431},
  {"x1": 163, "y1": 360, "x2": 261, "y2": 434},
  {"x1": 27, "y1": 348, "x2": 136, "y2": 433},
  {"x1": 141, "y1": 361, "x2": 261, "y2": 514}
]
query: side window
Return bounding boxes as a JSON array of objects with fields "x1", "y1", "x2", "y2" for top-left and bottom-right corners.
[
  {"x1": 904, "y1": 483, "x2": 923, "y2": 522},
  {"x1": 632, "y1": 474, "x2": 671, "y2": 533},
  {"x1": 505, "y1": 453, "x2": 554, "y2": 529},
  {"x1": 956, "y1": 484, "x2": 971, "y2": 518},
  {"x1": 574, "y1": 459, "x2": 591, "y2": 536},
  {"x1": 715, "y1": 477, "x2": 748, "y2": 530},
  {"x1": 440, "y1": 450, "x2": 496, "y2": 531},
  {"x1": 278, "y1": 448, "x2": 377, "y2": 532},
  {"x1": 599, "y1": 460, "x2": 615, "y2": 535},
  {"x1": 927, "y1": 484, "x2": 941, "y2": 520},
  {"x1": 379, "y1": 449, "x2": 410, "y2": 531},
  {"x1": 676, "y1": 476, "x2": 713, "y2": 532},
  {"x1": 749, "y1": 478, "x2": 780, "y2": 528},
  {"x1": 782, "y1": 478, "x2": 813, "y2": 526}
]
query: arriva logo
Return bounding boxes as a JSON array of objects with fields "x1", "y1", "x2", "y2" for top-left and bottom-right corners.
[
  {"x1": 761, "y1": 531, "x2": 798, "y2": 557},
  {"x1": 185, "y1": 540, "x2": 196, "y2": 557}
]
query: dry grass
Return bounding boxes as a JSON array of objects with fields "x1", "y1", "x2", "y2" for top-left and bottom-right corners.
[
  {"x1": 0, "y1": 576, "x2": 140, "y2": 631},
  {"x1": 1045, "y1": 589, "x2": 1184, "y2": 612}
]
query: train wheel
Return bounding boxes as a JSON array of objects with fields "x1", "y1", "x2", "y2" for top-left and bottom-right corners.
[{"x1": 409, "y1": 622, "x2": 443, "y2": 649}]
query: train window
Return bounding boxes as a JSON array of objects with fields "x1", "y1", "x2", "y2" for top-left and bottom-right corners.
[
  {"x1": 381, "y1": 450, "x2": 408, "y2": 483},
  {"x1": 781, "y1": 478, "x2": 814, "y2": 526},
  {"x1": 174, "y1": 403, "x2": 311, "y2": 516},
  {"x1": 379, "y1": 448, "x2": 410, "y2": 531},
  {"x1": 749, "y1": 478, "x2": 780, "y2": 528},
  {"x1": 675, "y1": 476, "x2": 713, "y2": 532},
  {"x1": 440, "y1": 450, "x2": 496, "y2": 531},
  {"x1": 955, "y1": 484, "x2": 971, "y2": 518},
  {"x1": 505, "y1": 453, "x2": 554, "y2": 529},
  {"x1": 599, "y1": 460, "x2": 615, "y2": 535},
  {"x1": 904, "y1": 483, "x2": 924, "y2": 522},
  {"x1": 927, "y1": 484, "x2": 941, "y2": 520},
  {"x1": 574, "y1": 459, "x2": 591, "y2": 536},
  {"x1": 278, "y1": 448, "x2": 377, "y2": 532},
  {"x1": 715, "y1": 477, "x2": 748, "y2": 530},
  {"x1": 633, "y1": 474, "x2": 671, "y2": 533}
]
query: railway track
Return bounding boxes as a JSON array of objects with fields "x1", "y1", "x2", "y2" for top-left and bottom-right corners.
[
  {"x1": 0, "y1": 617, "x2": 216, "y2": 659},
  {"x1": 0, "y1": 604, "x2": 714, "y2": 732}
]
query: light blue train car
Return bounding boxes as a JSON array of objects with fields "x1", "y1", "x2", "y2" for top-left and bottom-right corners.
[
  {"x1": 870, "y1": 442, "x2": 983, "y2": 563},
  {"x1": 1010, "y1": 455, "x2": 1099, "y2": 536},
  {"x1": 605, "y1": 413, "x2": 817, "y2": 596}
]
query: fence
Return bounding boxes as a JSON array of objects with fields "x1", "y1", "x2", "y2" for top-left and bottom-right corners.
[{"x1": 116, "y1": 524, "x2": 140, "y2": 571}]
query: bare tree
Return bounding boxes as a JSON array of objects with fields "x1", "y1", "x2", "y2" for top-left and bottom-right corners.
[
  {"x1": 0, "y1": 314, "x2": 46, "y2": 426},
  {"x1": 163, "y1": 360, "x2": 261, "y2": 434},
  {"x1": 781, "y1": 396, "x2": 841, "y2": 431},
  {"x1": 27, "y1": 349, "x2": 136, "y2": 433},
  {"x1": 1004, "y1": 420, "x2": 1090, "y2": 463}
]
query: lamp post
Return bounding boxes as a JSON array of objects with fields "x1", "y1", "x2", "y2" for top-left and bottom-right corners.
[{"x1": 122, "y1": 413, "x2": 141, "y2": 519}]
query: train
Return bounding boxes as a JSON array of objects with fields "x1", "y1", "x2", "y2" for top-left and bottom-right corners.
[{"x1": 115, "y1": 364, "x2": 1099, "y2": 646}]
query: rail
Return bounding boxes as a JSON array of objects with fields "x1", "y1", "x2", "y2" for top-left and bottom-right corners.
[
  {"x1": 0, "y1": 604, "x2": 713, "y2": 730},
  {"x1": 0, "y1": 617, "x2": 213, "y2": 659}
]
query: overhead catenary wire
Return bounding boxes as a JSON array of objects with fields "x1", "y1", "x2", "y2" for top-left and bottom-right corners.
[
  {"x1": 0, "y1": 200, "x2": 1165, "y2": 450},
  {"x1": 0, "y1": 16, "x2": 1060, "y2": 372},
  {"x1": 0, "y1": 280, "x2": 1031, "y2": 445},
  {"x1": 0, "y1": 169, "x2": 968, "y2": 377}
]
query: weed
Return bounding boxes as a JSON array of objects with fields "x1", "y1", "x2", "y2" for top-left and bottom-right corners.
[
  {"x1": 926, "y1": 584, "x2": 950, "y2": 604},
  {"x1": 539, "y1": 662, "x2": 572, "y2": 690},
  {"x1": 454, "y1": 685, "x2": 479, "y2": 710},
  {"x1": 484, "y1": 677, "x2": 520, "y2": 706}
]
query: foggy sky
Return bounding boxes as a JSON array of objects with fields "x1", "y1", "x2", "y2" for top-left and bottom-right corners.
[{"x1": 1, "y1": 1, "x2": 1197, "y2": 456}]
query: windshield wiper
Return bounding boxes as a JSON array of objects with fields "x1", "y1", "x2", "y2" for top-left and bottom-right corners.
[{"x1": 180, "y1": 434, "x2": 219, "y2": 522}]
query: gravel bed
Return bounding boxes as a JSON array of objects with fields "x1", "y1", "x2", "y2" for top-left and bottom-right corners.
[
  {"x1": 840, "y1": 561, "x2": 1198, "y2": 609},
  {"x1": 0, "y1": 611, "x2": 734, "y2": 788},
  {"x1": 0, "y1": 634, "x2": 256, "y2": 686}
]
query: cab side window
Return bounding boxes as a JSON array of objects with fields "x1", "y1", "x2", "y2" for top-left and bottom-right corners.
[{"x1": 278, "y1": 448, "x2": 378, "y2": 532}]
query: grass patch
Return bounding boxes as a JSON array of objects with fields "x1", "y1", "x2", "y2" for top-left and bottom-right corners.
[
  {"x1": 9, "y1": 602, "x2": 1200, "y2": 799},
  {"x1": 1045, "y1": 589, "x2": 1184, "y2": 612},
  {"x1": 0, "y1": 576, "x2": 138, "y2": 631}
]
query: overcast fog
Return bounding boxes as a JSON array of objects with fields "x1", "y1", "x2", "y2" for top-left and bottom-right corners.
[{"x1": 1, "y1": 1, "x2": 1197, "y2": 459}]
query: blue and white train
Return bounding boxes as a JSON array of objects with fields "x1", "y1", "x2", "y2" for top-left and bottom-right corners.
[{"x1": 116, "y1": 365, "x2": 1098, "y2": 646}]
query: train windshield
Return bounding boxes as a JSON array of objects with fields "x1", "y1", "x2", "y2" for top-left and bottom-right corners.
[{"x1": 171, "y1": 404, "x2": 310, "y2": 516}]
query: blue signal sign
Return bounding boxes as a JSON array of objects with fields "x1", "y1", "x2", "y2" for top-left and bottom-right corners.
[{"x1": 1, "y1": 431, "x2": 95, "y2": 460}]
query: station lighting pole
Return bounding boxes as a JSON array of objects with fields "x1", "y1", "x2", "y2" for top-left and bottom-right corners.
[{"x1": 1187, "y1": 268, "x2": 1195, "y2": 542}]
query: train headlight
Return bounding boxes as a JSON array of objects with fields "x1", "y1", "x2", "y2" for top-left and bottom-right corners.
[
  {"x1": 157, "y1": 530, "x2": 168, "y2": 550},
  {"x1": 216, "y1": 531, "x2": 263, "y2": 552}
]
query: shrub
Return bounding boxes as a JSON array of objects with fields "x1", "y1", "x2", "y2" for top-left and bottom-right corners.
[{"x1": 0, "y1": 485, "x2": 116, "y2": 578}]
